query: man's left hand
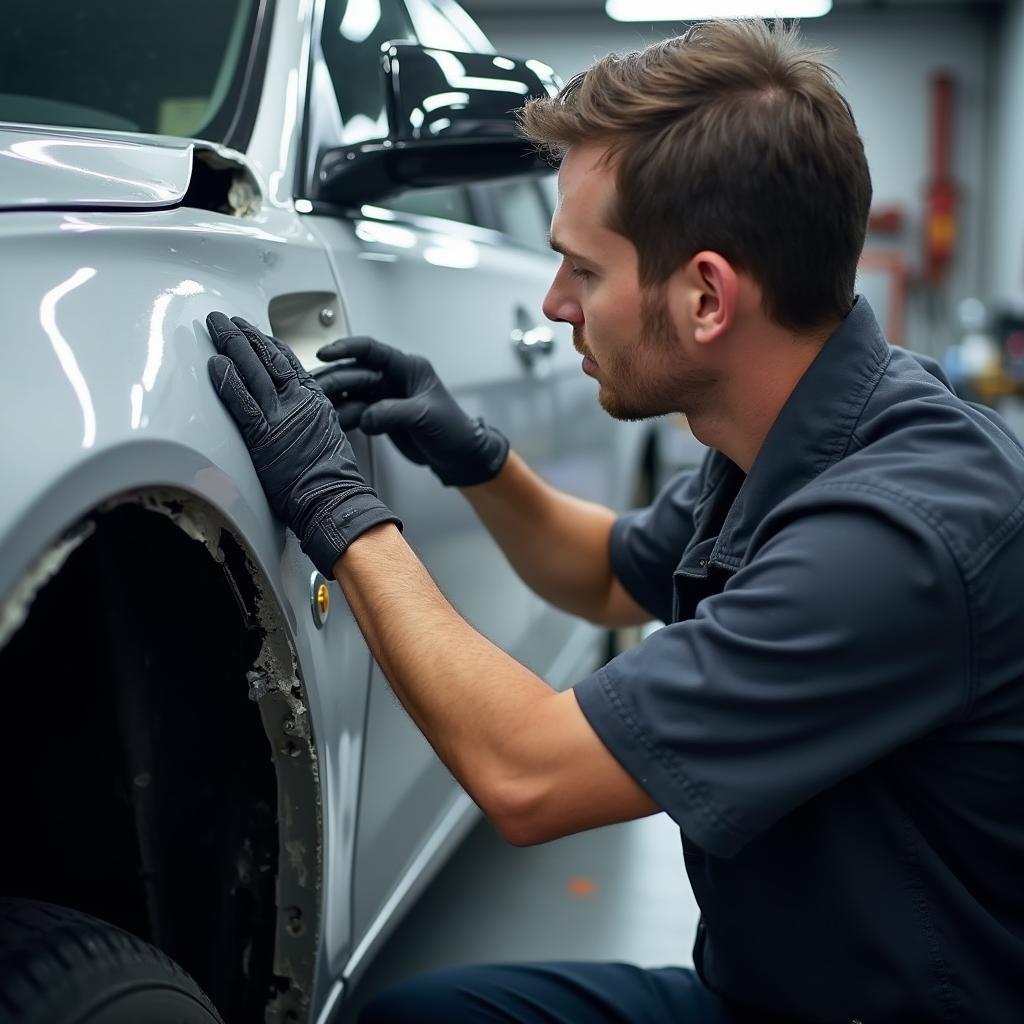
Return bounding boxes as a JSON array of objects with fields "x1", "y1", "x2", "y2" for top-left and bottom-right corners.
[{"x1": 206, "y1": 312, "x2": 401, "y2": 575}]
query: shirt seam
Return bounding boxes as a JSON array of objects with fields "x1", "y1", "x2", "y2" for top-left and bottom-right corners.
[
  {"x1": 960, "y1": 492, "x2": 1024, "y2": 578},
  {"x1": 895, "y1": 796, "x2": 962, "y2": 1021},
  {"x1": 836, "y1": 344, "x2": 892, "y2": 463},
  {"x1": 808, "y1": 479, "x2": 977, "y2": 718},
  {"x1": 595, "y1": 663, "x2": 753, "y2": 844}
]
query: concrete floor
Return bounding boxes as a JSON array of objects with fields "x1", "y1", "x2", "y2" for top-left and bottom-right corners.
[{"x1": 340, "y1": 810, "x2": 700, "y2": 1021}]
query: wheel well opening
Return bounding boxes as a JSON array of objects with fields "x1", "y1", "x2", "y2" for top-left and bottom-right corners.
[{"x1": 0, "y1": 502, "x2": 282, "y2": 1022}]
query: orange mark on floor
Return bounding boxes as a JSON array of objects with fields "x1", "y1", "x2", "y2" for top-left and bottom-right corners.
[{"x1": 567, "y1": 876, "x2": 597, "y2": 898}]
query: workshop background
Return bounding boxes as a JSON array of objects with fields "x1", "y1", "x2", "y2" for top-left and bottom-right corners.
[{"x1": 341, "y1": 0, "x2": 1024, "y2": 1018}]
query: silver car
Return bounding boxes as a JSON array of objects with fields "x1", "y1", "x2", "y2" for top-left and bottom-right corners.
[{"x1": 0, "y1": 2, "x2": 649, "y2": 1022}]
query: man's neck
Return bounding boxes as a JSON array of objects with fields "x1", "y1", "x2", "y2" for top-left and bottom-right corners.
[{"x1": 688, "y1": 320, "x2": 839, "y2": 473}]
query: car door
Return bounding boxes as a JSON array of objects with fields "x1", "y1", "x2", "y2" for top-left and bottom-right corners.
[
  {"x1": 304, "y1": 0, "x2": 575, "y2": 953},
  {"x1": 481, "y1": 176, "x2": 629, "y2": 678}
]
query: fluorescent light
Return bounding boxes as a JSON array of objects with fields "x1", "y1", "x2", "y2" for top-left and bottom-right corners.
[{"x1": 606, "y1": 0, "x2": 832, "y2": 20}]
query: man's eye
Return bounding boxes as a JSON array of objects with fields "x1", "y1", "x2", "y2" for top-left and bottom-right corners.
[{"x1": 570, "y1": 264, "x2": 592, "y2": 280}]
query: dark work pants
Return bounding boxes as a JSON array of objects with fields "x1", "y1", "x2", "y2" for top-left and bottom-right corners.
[{"x1": 357, "y1": 961, "x2": 763, "y2": 1023}]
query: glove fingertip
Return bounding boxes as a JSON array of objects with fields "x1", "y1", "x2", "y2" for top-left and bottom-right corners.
[
  {"x1": 358, "y1": 408, "x2": 385, "y2": 435},
  {"x1": 316, "y1": 335, "x2": 378, "y2": 362},
  {"x1": 336, "y1": 402, "x2": 368, "y2": 430},
  {"x1": 206, "y1": 310, "x2": 234, "y2": 342},
  {"x1": 229, "y1": 315, "x2": 260, "y2": 334},
  {"x1": 315, "y1": 340, "x2": 342, "y2": 361}
]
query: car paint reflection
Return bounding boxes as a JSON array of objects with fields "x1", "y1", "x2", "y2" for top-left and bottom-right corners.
[{"x1": 38, "y1": 267, "x2": 98, "y2": 448}]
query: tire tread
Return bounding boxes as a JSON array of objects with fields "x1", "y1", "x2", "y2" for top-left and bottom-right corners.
[{"x1": 0, "y1": 899, "x2": 222, "y2": 1024}]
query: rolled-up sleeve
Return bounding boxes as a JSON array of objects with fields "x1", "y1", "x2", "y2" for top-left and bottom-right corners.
[{"x1": 576, "y1": 500, "x2": 971, "y2": 858}]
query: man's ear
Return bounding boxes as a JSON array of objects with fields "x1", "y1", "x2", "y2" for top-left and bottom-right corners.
[{"x1": 683, "y1": 251, "x2": 739, "y2": 347}]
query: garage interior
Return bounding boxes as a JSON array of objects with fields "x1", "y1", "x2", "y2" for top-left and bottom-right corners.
[
  {"x1": 3, "y1": 0, "x2": 1024, "y2": 1021},
  {"x1": 340, "y1": 0, "x2": 1024, "y2": 1016}
]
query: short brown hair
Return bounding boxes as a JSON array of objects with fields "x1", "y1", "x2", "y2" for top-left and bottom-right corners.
[{"x1": 519, "y1": 20, "x2": 872, "y2": 332}]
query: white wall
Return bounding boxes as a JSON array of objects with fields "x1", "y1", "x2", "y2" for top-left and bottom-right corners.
[
  {"x1": 985, "y1": 0, "x2": 1024, "y2": 311},
  {"x1": 473, "y1": 9, "x2": 996, "y2": 355}
]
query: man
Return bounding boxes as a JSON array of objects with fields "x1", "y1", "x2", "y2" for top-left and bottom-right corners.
[{"x1": 205, "y1": 19, "x2": 1024, "y2": 1024}]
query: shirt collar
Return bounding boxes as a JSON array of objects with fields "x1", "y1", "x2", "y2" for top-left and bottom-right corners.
[{"x1": 709, "y1": 296, "x2": 892, "y2": 570}]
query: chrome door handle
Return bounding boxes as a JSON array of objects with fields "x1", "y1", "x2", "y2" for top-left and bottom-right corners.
[{"x1": 511, "y1": 325, "x2": 555, "y2": 364}]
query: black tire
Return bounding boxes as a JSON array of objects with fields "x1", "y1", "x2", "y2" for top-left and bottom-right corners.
[{"x1": 0, "y1": 899, "x2": 224, "y2": 1024}]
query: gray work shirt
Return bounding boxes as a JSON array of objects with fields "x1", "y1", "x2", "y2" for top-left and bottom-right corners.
[{"x1": 575, "y1": 298, "x2": 1024, "y2": 1023}]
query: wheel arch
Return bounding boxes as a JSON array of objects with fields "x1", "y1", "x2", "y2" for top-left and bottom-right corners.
[{"x1": 0, "y1": 484, "x2": 321, "y2": 1024}]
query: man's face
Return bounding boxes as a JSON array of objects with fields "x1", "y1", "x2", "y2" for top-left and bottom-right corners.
[{"x1": 542, "y1": 143, "x2": 717, "y2": 421}]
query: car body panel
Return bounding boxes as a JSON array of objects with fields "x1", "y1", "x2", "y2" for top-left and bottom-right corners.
[
  {"x1": 0, "y1": 0, "x2": 651, "y2": 1018},
  {"x1": 307, "y1": 203, "x2": 642, "y2": 983},
  {"x1": 306, "y1": 207, "x2": 576, "y2": 951},
  {"x1": 0, "y1": 201, "x2": 371, "y2": 1001},
  {"x1": 0, "y1": 126, "x2": 194, "y2": 211}
]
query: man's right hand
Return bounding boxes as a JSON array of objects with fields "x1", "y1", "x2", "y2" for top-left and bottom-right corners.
[
  {"x1": 314, "y1": 337, "x2": 509, "y2": 487},
  {"x1": 317, "y1": 337, "x2": 647, "y2": 628}
]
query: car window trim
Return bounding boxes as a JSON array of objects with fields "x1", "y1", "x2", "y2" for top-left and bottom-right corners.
[
  {"x1": 303, "y1": 198, "x2": 525, "y2": 247},
  {"x1": 221, "y1": 0, "x2": 277, "y2": 151}
]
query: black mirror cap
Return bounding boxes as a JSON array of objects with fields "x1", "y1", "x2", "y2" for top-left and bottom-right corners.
[
  {"x1": 317, "y1": 137, "x2": 553, "y2": 205},
  {"x1": 314, "y1": 43, "x2": 561, "y2": 206}
]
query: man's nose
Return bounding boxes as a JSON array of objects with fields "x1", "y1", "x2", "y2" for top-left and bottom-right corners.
[{"x1": 542, "y1": 271, "x2": 583, "y2": 327}]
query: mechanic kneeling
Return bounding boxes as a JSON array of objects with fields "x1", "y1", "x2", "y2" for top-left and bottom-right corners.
[{"x1": 205, "y1": 19, "x2": 1024, "y2": 1024}]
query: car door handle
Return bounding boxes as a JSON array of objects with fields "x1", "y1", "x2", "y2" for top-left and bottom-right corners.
[{"x1": 511, "y1": 325, "x2": 555, "y2": 364}]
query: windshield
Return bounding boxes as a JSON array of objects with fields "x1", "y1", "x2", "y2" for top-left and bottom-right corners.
[{"x1": 1, "y1": 0, "x2": 261, "y2": 143}]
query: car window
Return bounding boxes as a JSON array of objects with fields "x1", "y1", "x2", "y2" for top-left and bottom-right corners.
[
  {"x1": 385, "y1": 187, "x2": 477, "y2": 225},
  {"x1": 323, "y1": 0, "x2": 416, "y2": 146},
  {"x1": 323, "y1": 0, "x2": 480, "y2": 225},
  {"x1": 491, "y1": 179, "x2": 554, "y2": 252},
  {"x1": 0, "y1": 0, "x2": 259, "y2": 141},
  {"x1": 538, "y1": 175, "x2": 558, "y2": 215},
  {"x1": 403, "y1": 0, "x2": 492, "y2": 52}
]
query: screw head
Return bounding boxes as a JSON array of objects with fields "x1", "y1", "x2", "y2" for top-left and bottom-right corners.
[
  {"x1": 319, "y1": 307, "x2": 335, "y2": 327},
  {"x1": 310, "y1": 572, "x2": 330, "y2": 628}
]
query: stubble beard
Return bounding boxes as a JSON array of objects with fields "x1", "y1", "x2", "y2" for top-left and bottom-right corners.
[{"x1": 578, "y1": 288, "x2": 718, "y2": 422}]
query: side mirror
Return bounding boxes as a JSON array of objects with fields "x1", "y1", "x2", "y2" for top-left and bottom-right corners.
[{"x1": 315, "y1": 43, "x2": 561, "y2": 205}]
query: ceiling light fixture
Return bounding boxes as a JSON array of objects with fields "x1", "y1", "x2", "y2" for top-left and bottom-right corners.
[{"x1": 606, "y1": 0, "x2": 832, "y2": 21}]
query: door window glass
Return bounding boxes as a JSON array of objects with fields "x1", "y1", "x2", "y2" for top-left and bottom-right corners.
[
  {"x1": 403, "y1": 0, "x2": 491, "y2": 52},
  {"x1": 386, "y1": 186, "x2": 476, "y2": 225},
  {"x1": 0, "y1": 0, "x2": 258, "y2": 141},
  {"x1": 492, "y1": 179, "x2": 554, "y2": 252},
  {"x1": 322, "y1": 0, "x2": 415, "y2": 145},
  {"x1": 322, "y1": 0, "x2": 479, "y2": 224}
]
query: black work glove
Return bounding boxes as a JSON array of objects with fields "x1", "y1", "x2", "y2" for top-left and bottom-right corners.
[
  {"x1": 206, "y1": 313, "x2": 401, "y2": 576},
  {"x1": 313, "y1": 337, "x2": 509, "y2": 488}
]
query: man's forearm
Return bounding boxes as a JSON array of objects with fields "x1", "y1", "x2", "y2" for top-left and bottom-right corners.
[
  {"x1": 334, "y1": 523, "x2": 561, "y2": 830},
  {"x1": 332, "y1": 522, "x2": 659, "y2": 844},
  {"x1": 459, "y1": 452, "x2": 619, "y2": 623}
]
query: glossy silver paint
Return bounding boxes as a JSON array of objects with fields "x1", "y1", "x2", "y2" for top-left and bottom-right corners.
[
  {"x1": 0, "y1": 1, "x2": 647, "y2": 1019},
  {"x1": 0, "y1": 195, "x2": 367, "y2": 1012},
  {"x1": 0, "y1": 126, "x2": 193, "y2": 211}
]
